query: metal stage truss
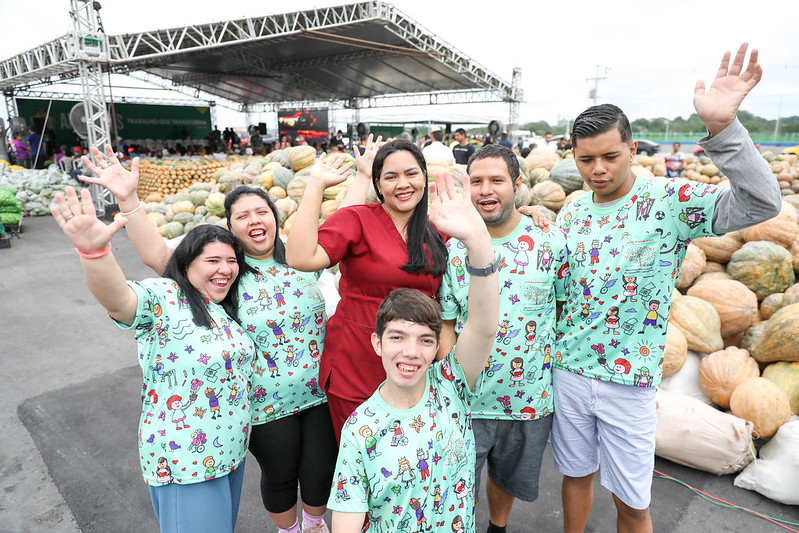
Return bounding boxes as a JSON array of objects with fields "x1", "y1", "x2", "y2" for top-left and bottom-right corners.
[{"x1": 1, "y1": 1, "x2": 522, "y2": 207}]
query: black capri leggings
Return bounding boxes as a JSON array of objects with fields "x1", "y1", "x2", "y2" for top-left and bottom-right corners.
[{"x1": 248, "y1": 402, "x2": 338, "y2": 513}]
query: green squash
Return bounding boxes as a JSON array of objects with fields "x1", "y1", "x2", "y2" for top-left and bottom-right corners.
[
  {"x1": 188, "y1": 189, "x2": 210, "y2": 207},
  {"x1": 272, "y1": 167, "x2": 295, "y2": 190},
  {"x1": 727, "y1": 241, "x2": 795, "y2": 300},
  {"x1": 548, "y1": 159, "x2": 583, "y2": 195},
  {"x1": 744, "y1": 303, "x2": 799, "y2": 363},
  {"x1": 762, "y1": 361, "x2": 799, "y2": 414},
  {"x1": 173, "y1": 212, "x2": 194, "y2": 225},
  {"x1": 163, "y1": 221, "x2": 184, "y2": 239}
]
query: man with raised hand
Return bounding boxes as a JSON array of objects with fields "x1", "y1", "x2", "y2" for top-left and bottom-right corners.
[
  {"x1": 438, "y1": 143, "x2": 568, "y2": 533},
  {"x1": 550, "y1": 43, "x2": 780, "y2": 532}
]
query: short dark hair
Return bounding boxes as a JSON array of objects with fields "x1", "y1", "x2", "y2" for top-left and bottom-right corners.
[
  {"x1": 163, "y1": 224, "x2": 246, "y2": 328},
  {"x1": 571, "y1": 104, "x2": 631, "y2": 149},
  {"x1": 455, "y1": 128, "x2": 466, "y2": 136},
  {"x1": 466, "y1": 144, "x2": 520, "y2": 182},
  {"x1": 372, "y1": 140, "x2": 447, "y2": 276},
  {"x1": 223, "y1": 186, "x2": 286, "y2": 265},
  {"x1": 375, "y1": 289, "x2": 442, "y2": 341},
  {"x1": 431, "y1": 130, "x2": 444, "y2": 142}
]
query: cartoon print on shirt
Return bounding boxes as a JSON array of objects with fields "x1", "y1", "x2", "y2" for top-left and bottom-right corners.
[
  {"x1": 636, "y1": 193, "x2": 655, "y2": 220},
  {"x1": 634, "y1": 366, "x2": 654, "y2": 387},
  {"x1": 205, "y1": 387, "x2": 222, "y2": 419},
  {"x1": 309, "y1": 339, "x2": 321, "y2": 368},
  {"x1": 395, "y1": 456, "x2": 415, "y2": 488},
  {"x1": 678, "y1": 206, "x2": 707, "y2": 229},
  {"x1": 596, "y1": 356, "x2": 632, "y2": 385},
  {"x1": 638, "y1": 299, "x2": 667, "y2": 333},
  {"x1": 274, "y1": 286, "x2": 286, "y2": 307},
  {"x1": 536, "y1": 242, "x2": 553, "y2": 272},
  {"x1": 504, "y1": 235, "x2": 534, "y2": 274},
  {"x1": 603, "y1": 306, "x2": 621, "y2": 335},
  {"x1": 578, "y1": 214, "x2": 592, "y2": 235},
  {"x1": 266, "y1": 319, "x2": 286, "y2": 344},
  {"x1": 361, "y1": 425, "x2": 381, "y2": 460},
  {"x1": 589, "y1": 240, "x2": 602, "y2": 265},
  {"x1": 155, "y1": 456, "x2": 172, "y2": 484},
  {"x1": 453, "y1": 478, "x2": 469, "y2": 508},
  {"x1": 615, "y1": 195, "x2": 637, "y2": 228},
  {"x1": 166, "y1": 393, "x2": 195, "y2": 430},
  {"x1": 496, "y1": 319, "x2": 520, "y2": 345},
  {"x1": 152, "y1": 355, "x2": 177, "y2": 388},
  {"x1": 416, "y1": 449, "x2": 430, "y2": 481},
  {"x1": 509, "y1": 357, "x2": 524, "y2": 387},
  {"x1": 255, "y1": 288, "x2": 272, "y2": 310},
  {"x1": 573, "y1": 243, "x2": 587, "y2": 267},
  {"x1": 523, "y1": 320, "x2": 537, "y2": 353},
  {"x1": 451, "y1": 256, "x2": 467, "y2": 287},
  {"x1": 621, "y1": 275, "x2": 638, "y2": 302}
]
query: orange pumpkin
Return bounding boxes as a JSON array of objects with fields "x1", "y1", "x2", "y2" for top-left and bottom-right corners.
[
  {"x1": 530, "y1": 180, "x2": 566, "y2": 211},
  {"x1": 698, "y1": 347, "x2": 759, "y2": 408},
  {"x1": 692, "y1": 231, "x2": 744, "y2": 263},
  {"x1": 662, "y1": 323, "x2": 688, "y2": 377},
  {"x1": 669, "y1": 295, "x2": 723, "y2": 353},
  {"x1": 729, "y1": 377, "x2": 792, "y2": 438},
  {"x1": 675, "y1": 243, "x2": 706, "y2": 290},
  {"x1": 686, "y1": 279, "x2": 759, "y2": 337},
  {"x1": 762, "y1": 361, "x2": 799, "y2": 414},
  {"x1": 741, "y1": 202, "x2": 799, "y2": 249}
]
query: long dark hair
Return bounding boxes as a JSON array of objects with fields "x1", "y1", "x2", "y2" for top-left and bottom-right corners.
[
  {"x1": 371, "y1": 140, "x2": 447, "y2": 276},
  {"x1": 224, "y1": 185, "x2": 286, "y2": 265},
  {"x1": 163, "y1": 224, "x2": 246, "y2": 328}
]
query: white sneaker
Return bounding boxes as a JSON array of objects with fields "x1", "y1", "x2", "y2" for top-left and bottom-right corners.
[{"x1": 302, "y1": 521, "x2": 330, "y2": 533}]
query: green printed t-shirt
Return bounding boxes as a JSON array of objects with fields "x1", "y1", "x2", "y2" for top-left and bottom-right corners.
[
  {"x1": 439, "y1": 215, "x2": 568, "y2": 420},
  {"x1": 328, "y1": 352, "x2": 480, "y2": 533},
  {"x1": 118, "y1": 278, "x2": 256, "y2": 486},
  {"x1": 555, "y1": 176, "x2": 720, "y2": 387},
  {"x1": 237, "y1": 257, "x2": 328, "y2": 424}
]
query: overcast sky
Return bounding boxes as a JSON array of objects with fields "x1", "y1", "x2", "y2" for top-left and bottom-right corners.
[{"x1": 1, "y1": 0, "x2": 797, "y2": 132}]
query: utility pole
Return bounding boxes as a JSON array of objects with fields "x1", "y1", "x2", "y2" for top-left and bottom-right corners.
[{"x1": 586, "y1": 65, "x2": 610, "y2": 105}]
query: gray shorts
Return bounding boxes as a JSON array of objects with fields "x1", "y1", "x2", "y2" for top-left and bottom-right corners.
[{"x1": 473, "y1": 415, "x2": 553, "y2": 502}]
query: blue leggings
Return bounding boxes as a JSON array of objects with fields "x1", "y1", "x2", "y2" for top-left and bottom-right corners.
[{"x1": 148, "y1": 459, "x2": 245, "y2": 533}]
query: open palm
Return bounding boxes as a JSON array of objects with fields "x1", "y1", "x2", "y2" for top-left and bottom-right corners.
[
  {"x1": 79, "y1": 144, "x2": 141, "y2": 202},
  {"x1": 694, "y1": 43, "x2": 762, "y2": 136}
]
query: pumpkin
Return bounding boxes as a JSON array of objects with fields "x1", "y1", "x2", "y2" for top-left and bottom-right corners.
[
  {"x1": 320, "y1": 200, "x2": 338, "y2": 219},
  {"x1": 527, "y1": 167, "x2": 550, "y2": 186},
  {"x1": 662, "y1": 322, "x2": 688, "y2": 377},
  {"x1": 692, "y1": 231, "x2": 744, "y2": 263},
  {"x1": 759, "y1": 292, "x2": 784, "y2": 320},
  {"x1": 514, "y1": 183, "x2": 532, "y2": 208},
  {"x1": 693, "y1": 272, "x2": 732, "y2": 285},
  {"x1": 145, "y1": 192, "x2": 163, "y2": 203},
  {"x1": 188, "y1": 189, "x2": 209, "y2": 207},
  {"x1": 525, "y1": 149, "x2": 560, "y2": 171},
  {"x1": 286, "y1": 175, "x2": 308, "y2": 203},
  {"x1": 782, "y1": 282, "x2": 799, "y2": 307},
  {"x1": 669, "y1": 295, "x2": 723, "y2": 353},
  {"x1": 204, "y1": 192, "x2": 226, "y2": 217},
  {"x1": 762, "y1": 361, "x2": 799, "y2": 414},
  {"x1": 172, "y1": 200, "x2": 195, "y2": 215},
  {"x1": 273, "y1": 197, "x2": 297, "y2": 218},
  {"x1": 289, "y1": 145, "x2": 317, "y2": 171},
  {"x1": 272, "y1": 167, "x2": 295, "y2": 189},
  {"x1": 269, "y1": 186, "x2": 287, "y2": 200},
  {"x1": 530, "y1": 180, "x2": 566, "y2": 211},
  {"x1": 630, "y1": 165, "x2": 654, "y2": 178},
  {"x1": 727, "y1": 241, "x2": 795, "y2": 300},
  {"x1": 194, "y1": 205, "x2": 208, "y2": 217},
  {"x1": 703, "y1": 261, "x2": 726, "y2": 274},
  {"x1": 269, "y1": 148, "x2": 291, "y2": 168},
  {"x1": 698, "y1": 346, "x2": 760, "y2": 408},
  {"x1": 163, "y1": 221, "x2": 184, "y2": 239},
  {"x1": 729, "y1": 377, "x2": 791, "y2": 438},
  {"x1": 675, "y1": 243, "x2": 706, "y2": 290},
  {"x1": 744, "y1": 303, "x2": 799, "y2": 363},
  {"x1": 548, "y1": 159, "x2": 583, "y2": 195},
  {"x1": 686, "y1": 279, "x2": 759, "y2": 337},
  {"x1": 146, "y1": 212, "x2": 167, "y2": 227},
  {"x1": 173, "y1": 212, "x2": 194, "y2": 225},
  {"x1": 741, "y1": 202, "x2": 799, "y2": 249},
  {"x1": 791, "y1": 235, "x2": 799, "y2": 273}
]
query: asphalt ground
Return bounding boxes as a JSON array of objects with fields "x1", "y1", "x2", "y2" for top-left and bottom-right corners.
[{"x1": 1, "y1": 215, "x2": 797, "y2": 532}]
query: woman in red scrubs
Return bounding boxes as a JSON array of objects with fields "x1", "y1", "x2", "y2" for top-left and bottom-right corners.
[{"x1": 287, "y1": 139, "x2": 448, "y2": 440}]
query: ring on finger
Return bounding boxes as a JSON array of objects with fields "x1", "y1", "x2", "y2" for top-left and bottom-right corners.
[{"x1": 64, "y1": 214, "x2": 75, "y2": 221}]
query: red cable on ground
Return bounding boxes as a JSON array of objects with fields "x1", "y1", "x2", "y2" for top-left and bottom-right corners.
[{"x1": 653, "y1": 469, "x2": 799, "y2": 533}]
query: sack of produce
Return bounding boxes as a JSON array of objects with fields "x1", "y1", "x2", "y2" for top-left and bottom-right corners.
[
  {"x1": 734, "y1": 420, "x2": 799, "y2": 505},
  {"x1": 654, "y1": 388, "x2": 755, "y2": 475}
]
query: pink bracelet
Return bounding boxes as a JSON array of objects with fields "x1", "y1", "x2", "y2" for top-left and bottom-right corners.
[{"x1": 76, "y1": 243, "x2": 112, "y2": 259}]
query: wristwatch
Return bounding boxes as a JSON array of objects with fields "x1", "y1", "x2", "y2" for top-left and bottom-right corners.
[{"x1": 464, "y1": 254, "x2": 500, "y2": 277}]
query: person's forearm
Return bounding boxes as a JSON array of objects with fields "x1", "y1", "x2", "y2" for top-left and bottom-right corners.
[
  {"x1": 80, "y1": 253, "x2": 137, "y2": 325},
  {"x1": 701, "y1": 118, "x2": 781, "y2": 233},
  {"x1": 285, "y1": 180, "x2": 327, "y2": 270},
  {"x1": 339, "y1": 169, "x2": 371, "y2": 208},
  {"x1": 122, "y1": 200, "x2": 172, "y2": 276}
]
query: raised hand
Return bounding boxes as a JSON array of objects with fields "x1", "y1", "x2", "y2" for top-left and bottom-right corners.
[
  {"x1": 80, "y1": 144, "x2": 141, "y2": 204},
  {"x1": 51, "y1": 186, "x2": 128, "y2": 253},
  {"x1": 428, "y1": 171, "x2": 487, "y2": 244},
  {"x1": 352, "y1": 134, "x2": 384, "y2": 179},
  {"x1": 308, "y1": 152, "x2": 355, "y2": 189},
  {"x1": 694, "y1": 42, "x2": 763, "y2": 136}
]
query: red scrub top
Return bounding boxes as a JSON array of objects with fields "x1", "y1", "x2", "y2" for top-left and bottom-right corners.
[{"x1": 317, "y1": 203, "x2": 443, "y2": 402}]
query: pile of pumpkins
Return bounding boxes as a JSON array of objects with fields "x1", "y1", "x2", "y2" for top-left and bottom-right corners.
[{"x1": 136, "y1": 145, "x2": 356, "y2": 239}]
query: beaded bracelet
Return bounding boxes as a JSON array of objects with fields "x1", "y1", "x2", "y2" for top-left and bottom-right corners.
[
  {"x1": 76, "y1": 242, "x2": 112, "y2": 259},
  {"x1": 119, "y1": 202, "x2": 143, "y2": 217}
]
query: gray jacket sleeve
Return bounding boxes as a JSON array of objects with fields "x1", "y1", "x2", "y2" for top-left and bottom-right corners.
[{"x1": 699, "y1": 118, "x2": 782, "y2": 234}]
